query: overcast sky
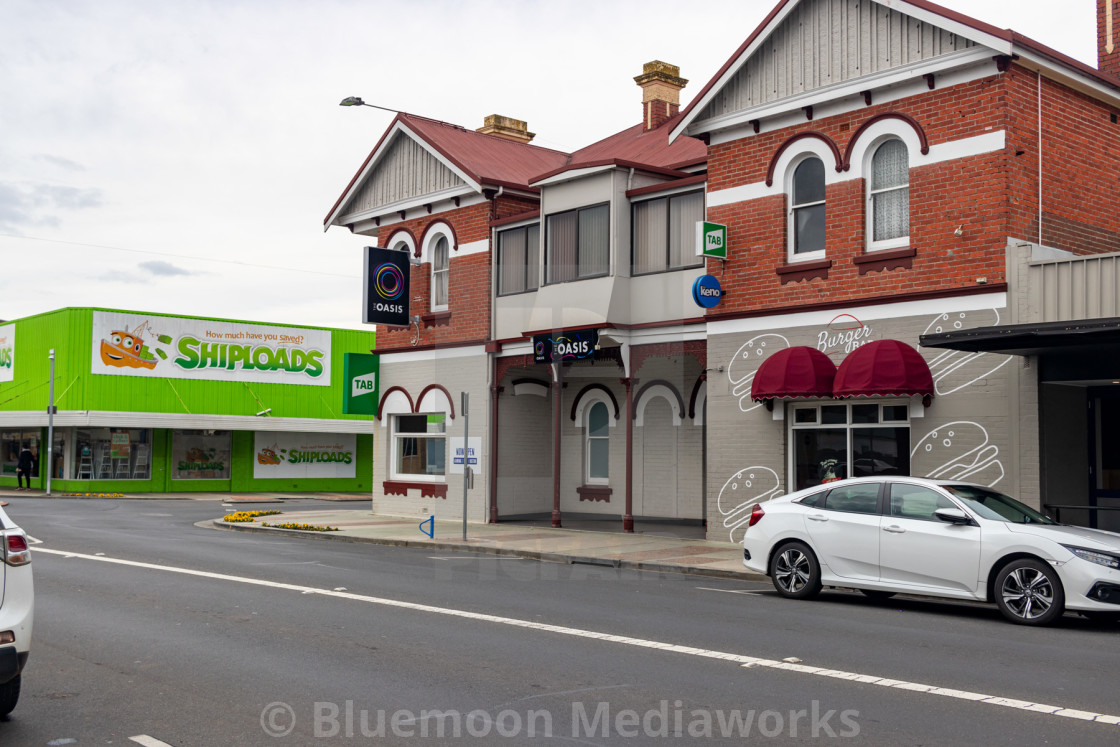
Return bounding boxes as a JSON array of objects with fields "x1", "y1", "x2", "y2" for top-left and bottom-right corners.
[{"x1": 0, "y1": 0, "x2": 1098, "y2": 332}]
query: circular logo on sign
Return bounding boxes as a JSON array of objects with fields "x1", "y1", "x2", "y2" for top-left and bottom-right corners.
[
  {"x1": 534, "y1": 340, "x2": 546, "y2": 358},
  {"x1": 374, "y1": 263, "x2": 405, "y2": 300},
  {"x1": 692, "y1": 275, "x2": 723, "y2": 309}
]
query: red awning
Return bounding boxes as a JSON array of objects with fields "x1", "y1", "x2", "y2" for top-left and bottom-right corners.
[
  {"x1": 833, "y1": 339, "x2": 934, "y2": 398},
  {"x1": 751, "y1": 346, "x2": 838, "y2": 401}
]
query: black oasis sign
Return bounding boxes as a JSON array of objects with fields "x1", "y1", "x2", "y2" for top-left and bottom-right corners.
[
  {"x1": 533, "y1": 329, "x2": 599, "y2": 364},
  {"x1": 362, "y1": 246, "x2": 411, "y2": 327}
]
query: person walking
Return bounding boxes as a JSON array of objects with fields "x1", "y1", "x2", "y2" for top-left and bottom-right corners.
[{"x1": 16, "y1": 446, "x2": 33, "y2": 491}]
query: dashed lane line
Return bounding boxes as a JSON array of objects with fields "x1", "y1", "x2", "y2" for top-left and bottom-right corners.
[{"x1": 34, "y1": 547, "x2": 1120, "y2": 728}]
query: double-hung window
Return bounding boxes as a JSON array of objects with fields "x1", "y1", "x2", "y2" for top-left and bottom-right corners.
[
  {"x1": 497, "y1": 223, "x2": 540, "y2": 295},
  {"x1": 431, "y1": 236, "x2": 449, "y2": 310},
  {"x1": 789, "y1": 157, "x2": 826, "y2": 259},
  {"x1": 545, "y1": 203, "x2": 609, "y2": 284},
  {"x1": 631, "y1": 191, "x2": 704, "y2": 274},
  {"x1": 868, "y1": 139, "x2": 910, "y2": 250},
  {"x1": 391, "y1": 413, "x2": 446, "y2": 480}
]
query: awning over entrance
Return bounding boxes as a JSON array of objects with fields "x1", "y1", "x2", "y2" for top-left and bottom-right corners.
[
  {"x1": 750, "y1": 346, "x2": 836, "y2": 401},
  {"x1": 919, "y1": 317, "x2": 1120, "y2": 356},
  {"x1": 833, "y1": 339, "x2": 933, "y2": 398}
]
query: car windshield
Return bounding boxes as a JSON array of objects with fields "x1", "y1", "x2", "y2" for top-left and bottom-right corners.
[{"x1": 943, "y1": 485, "x2": 1056, "y2": 524}]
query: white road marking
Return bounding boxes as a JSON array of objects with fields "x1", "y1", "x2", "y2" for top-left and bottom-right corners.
[
  {"x1": 35, "y1": 547, "x2": 1120, "y2": 728},
  {"x1": 696, "y1": 586, "x2": 763, "y2": 596},
  {"x1": 129, "y1": 736, "x2": 174, "y2": 747},
  {"x1": 25, "y1": 535, "x2": 43, "y2": 545}
]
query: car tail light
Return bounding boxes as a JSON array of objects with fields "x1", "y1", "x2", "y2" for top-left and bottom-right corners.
[
  {"x1": 748, "y1": 503, "x2": 765, "y2": 527},
  {"x1": 4, "y1": 534, "x2": 30, "y2": 566}
]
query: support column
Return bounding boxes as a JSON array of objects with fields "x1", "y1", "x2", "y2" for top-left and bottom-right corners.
[
  {"x1": 623, "y1": 375, "x2": 635, "y2": 533},
  {"x1": 551, "y1": 361, "x2": 563, "y2": 528},
  {"x1": 488, "y1": 379, "x2": 501, "y2": 523}
]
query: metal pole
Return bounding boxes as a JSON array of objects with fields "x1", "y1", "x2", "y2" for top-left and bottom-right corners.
[
  {"x1": 461, "y1": 391, "x2": 469, "y2": 541},
  {"x1": 46, "y1": 349, "x2": 56, "y2": 496}
]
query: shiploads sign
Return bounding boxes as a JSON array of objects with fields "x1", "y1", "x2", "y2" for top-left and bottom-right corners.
[
  {"x1": 90, "y1": 312, "x2": 332, "y2": 386},
  {"x1": 343, "y1": 353, "x2": 379, "y2": 415},
  {"x1": 0, "y1": 324, "x2": 13, "y2": 383}
]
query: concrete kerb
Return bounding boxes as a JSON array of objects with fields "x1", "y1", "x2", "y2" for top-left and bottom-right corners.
[{"x1": 208, "y1": 519, "x2": 761, "y2": 582}]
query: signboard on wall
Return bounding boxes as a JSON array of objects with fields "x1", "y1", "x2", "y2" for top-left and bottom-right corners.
[
  {"x1": 533, "y1": 329, "x2": 599, "y2": 364},
  {"x1": 90, "y1": 311, "x2": 331, "y2": 387},
  {"x1": 449, "y1": 436, "x2": 482, "y2": 475},
  {"x1": 362, "y1": 246, "x2": 411, "y2": 327},
  {"x1": 343, "y1": 353, "x2": 379, "y2": 415},
  {"x1": 253, "y1": 432, "x2": 357, "y2": 480},
  {"x1": 696, "y1": 221, "x2": 727, "y2": 259},
  {"x1": 0, "y1": 323, "x2": 13, "y2": 383}
]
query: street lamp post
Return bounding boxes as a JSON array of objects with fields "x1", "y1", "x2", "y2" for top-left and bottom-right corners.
[
  {"x1": 46, "y1": 349, "x2": 56, "y2": 496},
  {"x1": 339, "y1": 97, "x2": 401, "y2": 115}
]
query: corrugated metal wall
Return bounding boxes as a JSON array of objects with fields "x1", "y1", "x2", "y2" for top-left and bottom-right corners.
[
  {"x1": 697, "y1": 0, "x2": 975, "y2": 121},
  {"x1": 341, "y1": 134, "x2": 464, "y2": 218},
  {"x1": 1024, "y1": 251, "x2": 1120, "y2": 322}
]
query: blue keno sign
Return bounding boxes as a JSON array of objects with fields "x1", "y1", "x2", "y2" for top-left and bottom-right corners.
[{"x1": 692, "y1": 275, "x2": 723, "y2": 309}]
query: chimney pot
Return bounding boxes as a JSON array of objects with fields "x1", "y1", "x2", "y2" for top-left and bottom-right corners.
[
  {"x1": 635, "y1": 60, "x2": 687, "y2": 131},
  {"x1": 476, "y1": 114, "x2": 535, "y2": 143}
]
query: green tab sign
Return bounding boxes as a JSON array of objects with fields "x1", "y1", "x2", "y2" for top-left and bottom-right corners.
[
  {"x1": 696, "y1": 221, "x2": 727, "y2": 260},
  {"x1": 343, "y1": 353, "x2": 379, "y2": 415}
]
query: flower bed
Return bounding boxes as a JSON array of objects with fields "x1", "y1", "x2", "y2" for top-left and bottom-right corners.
[
  {"x1": 261, "y1": 521, "x2": 339, "y2": 532},
  {"x1": 222, "y1": 510, "x2": 282, "y2": 523}
]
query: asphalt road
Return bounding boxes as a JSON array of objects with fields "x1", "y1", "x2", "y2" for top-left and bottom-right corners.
[{"x1": 2, "y1": 497, "x2": 1119, "y2": 745}]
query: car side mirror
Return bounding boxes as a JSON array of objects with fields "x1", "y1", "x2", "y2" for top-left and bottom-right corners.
[{"x1": 934, "y1": 508, "x2": 973, "y2": 525}]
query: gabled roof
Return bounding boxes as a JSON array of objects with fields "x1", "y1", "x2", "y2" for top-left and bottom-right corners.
[
  {"x1": 671, "y1": 0, "x2": 1120, "y2": 142},
  {"x1": 324, "y1": 113, "x2": 568, "y2": 228},
  {"x1": 531, "y1": 115, "x2": 706, "y2": 185}
]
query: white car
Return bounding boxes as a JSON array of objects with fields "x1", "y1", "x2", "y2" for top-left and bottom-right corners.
[
  {"x1": 0, "y1": 503, "x2": 32, "y2": 716},
  {"x1": 741, "y1": 476, "x2": 1120, "y2": 626}
]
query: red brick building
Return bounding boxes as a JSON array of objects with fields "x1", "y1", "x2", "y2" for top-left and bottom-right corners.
[{"x1": 327, "y1": 0, "x2": 1120, "y2": 540}]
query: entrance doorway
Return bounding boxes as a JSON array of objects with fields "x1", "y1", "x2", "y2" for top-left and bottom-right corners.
[{"x1": 1089, "y1": 390, "x2": 1120, "y2": 531}]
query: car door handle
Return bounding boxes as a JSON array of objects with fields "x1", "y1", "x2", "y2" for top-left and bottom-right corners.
[
  {"x1": 882, "y1": 525, "x2": 906, "y2": 534},
  {"x1": 807, "y1": 514, "x2": 829, "y2": 522}
]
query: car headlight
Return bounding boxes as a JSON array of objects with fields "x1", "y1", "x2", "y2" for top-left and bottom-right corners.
[{"x1": 1063, "y1": 545, "x2": 1120, "y2": 570}]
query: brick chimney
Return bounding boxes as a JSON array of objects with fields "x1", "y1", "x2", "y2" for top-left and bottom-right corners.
[
  {"x1": 634, "y1": 61, "x2": 687, "y2": 131},
  {"x1": 1100, "y1": 0, "x2": 1120, "y2": 78},
  {"x1": 476, "y1": 114, "x2": 534, "y2": 144}
]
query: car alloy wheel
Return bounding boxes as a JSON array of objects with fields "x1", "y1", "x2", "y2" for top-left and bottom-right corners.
[
  {"x1": 995, "y1": 559, "x2": 1065, "y2": 626},
  {"x1": 770, "y1": 541, "x2": 822, "y2": 599}
]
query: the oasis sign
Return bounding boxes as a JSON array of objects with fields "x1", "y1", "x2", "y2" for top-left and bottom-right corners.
[
  {"x1": 0, "y1": 324, "x2": 13, "y2": 384},
  {"x1": 533, "y1": 329, "x2": 598, "y2": 364},
  {"x1": 253, "y1": 431, "x2": 356, "y2": 479},
  {"x1": 90, "y1": 312, "x2": 332, "y2": 387}
]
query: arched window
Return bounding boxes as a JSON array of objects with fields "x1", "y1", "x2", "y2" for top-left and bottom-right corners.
[
  {"x1": 431, "y1": 235, "x2": 449, "y2": 310},
  {"x1": 585, "y1": 401, "x2": 610, "y2": 484},
  {"x1": 790, "y1": 157, "x2": 826, "y2": 258},
  {"x1": 868, "y1": 139, "x2": 910, "y2": 249}
]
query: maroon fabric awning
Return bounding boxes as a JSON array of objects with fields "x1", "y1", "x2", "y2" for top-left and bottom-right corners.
[
  {"x1": 833, "y1": 339, "x2": 934, "y2": 398},
  {"x1": 751, "y1": 346, "x2": 837, "y2": 401}
]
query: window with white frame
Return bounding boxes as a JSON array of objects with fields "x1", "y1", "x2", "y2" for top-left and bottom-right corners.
[
  {"x1": 391, "y1": 413, "x2": 446, "y2": 480},
  {"x1": 632, "y1": 191, "x2": 704, "y2": 274},
  {"x1": 789, "y1": 157, "x2": 826, "y2": 258},
  {"x1": 585, "y1": 401, "x2": 610, "y2": 484},
  {"x1": 497, "y1": 223, "x2": 540, "y2": 295},
  {"x1": 431, "y1": 235, "x2": 449, "y2": 310},
  {"x1": 868, "y1": 139, "x2": 910, "y2": 249},
  {"x1": 545, "y1": 203, "x2": 609, "y2": 284},
  {"x1": 789, "y1": 402, "x2": 910, "y2": 492}
]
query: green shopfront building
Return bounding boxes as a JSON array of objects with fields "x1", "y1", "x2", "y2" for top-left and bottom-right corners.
[{"x1": 0, "y1": 308, "x2": 377, "y2": 494}]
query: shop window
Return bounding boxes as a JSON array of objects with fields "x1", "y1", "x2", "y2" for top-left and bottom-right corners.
[
  {"x1": 172, "y1": 430, "x2": 232, "y2": 480},
  {"x1": 790, "y1": 402, "x2": 909, "y2": 492},
  {"x1": 789, "y1": 156, "x2": 826, "y2": 259},
  {"x1": 431, "y1": 235, "x2": 449, "y2": 310},
  {"x1": 1, "y1": 430, "x2": 40, "y2": 480},
  {"x1": 868, "y1": 139, "x2": 910, "y2": 250},
  {"x1": 632, "y1": 191, "x2": 704, "y2": 274},
  {"x1": 585, "y1": 401, "x2": 610, "y2": 484},
  {"x1": 545, "y1": 203, "x2": 609, "y2": 284},
  {"x1": 497, "y1": 223, "x2": 540, "y2": 295},
  {"x1": 73, "y1": 428, "x2": 151, "y2": 480},
  {"x1": 391, "y1": 413, "x2": 446, "y2": 481}
]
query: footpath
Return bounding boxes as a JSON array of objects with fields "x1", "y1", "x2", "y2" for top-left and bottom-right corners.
[{"x1": 0, "y1": 489, "x2": 761, "y2": 581}]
